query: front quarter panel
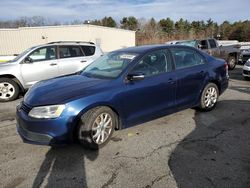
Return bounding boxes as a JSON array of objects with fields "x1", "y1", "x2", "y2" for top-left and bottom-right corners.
[
  {"x1": 0, "y1": 62, "x2": 25, "y2": 87},
  {"x1": 65, "y1": 85, "x2": 125, "y2": 131}
]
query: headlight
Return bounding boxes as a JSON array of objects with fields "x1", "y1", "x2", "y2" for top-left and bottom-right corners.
[
  {"x1": 245, "y1": 59, "x2": 250, "y2": 66},
  {"x1": 29, "y1": 105, "x2": 65, "y2": 119}
]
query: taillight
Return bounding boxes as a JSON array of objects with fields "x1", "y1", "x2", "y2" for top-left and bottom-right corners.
[
  {"x1": 225, "y1": 62, "x2": 229, "y2": 78},
  {"x1": 224, "y1": 62, "x2": 228, "y2": 71}
]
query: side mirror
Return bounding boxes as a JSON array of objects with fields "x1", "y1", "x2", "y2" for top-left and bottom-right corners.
[
  {"x1": 127, "y1": 72, "x2": 145, "y2": 81},
  {"x1": 200, "y1": 45, "x2": 208, "y2": 50},
  {"x1": 24, "y1": 57, "x2": 33, "y2": 63}
]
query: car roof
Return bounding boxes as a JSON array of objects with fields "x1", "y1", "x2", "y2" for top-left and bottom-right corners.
[
  {"x1": 33, "y1": 42, "x2": 96, "y2": 49},
  {"x1": 114, "y1": 44, "x2": 193, "y2": 54}
]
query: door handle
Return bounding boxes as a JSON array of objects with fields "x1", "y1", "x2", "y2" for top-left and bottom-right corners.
[
  {"x1": 80, "y1": 60, "x2": 87, "y2": 63},
  {"x1": 199, "y1": 70, "x2": 205, "y2": 75},
  {"x1": 50, "y1": 63, "x2": 57, "y2": 66},
  {"x1": 168, "y1": 78, "x2": 175, "y2": 84}
]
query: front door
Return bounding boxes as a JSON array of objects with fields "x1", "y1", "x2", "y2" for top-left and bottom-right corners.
[
  {"x1": 20, "y1": 46, "x2": 59, "y2": 87},
  {"x1": 121, "y1": 49, "x2": 176, "y2": 126}
]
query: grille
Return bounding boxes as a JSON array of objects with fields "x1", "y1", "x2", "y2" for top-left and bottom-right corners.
[{"x1": 20, "y1": 102, "x2": 32, "y2": 113}]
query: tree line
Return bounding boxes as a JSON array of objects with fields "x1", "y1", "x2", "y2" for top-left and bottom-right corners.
[{"x1": 0, "y1": 16, "x2": 249, "y2": 45}]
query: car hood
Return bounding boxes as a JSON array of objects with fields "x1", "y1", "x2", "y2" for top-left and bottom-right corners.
[{"x1": 24, "y1": 75, "x2": 112, "y2": 106}]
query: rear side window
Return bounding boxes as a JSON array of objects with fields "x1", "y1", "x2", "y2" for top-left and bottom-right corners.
[
  {"x1": 208, "y1": 39, "x2": 217, "y2": 48},
  {"x1": 170, "y1": 48, "x2": 206, "y2": 69},
  {"x1": 81, "y1": 45, "x2": 96, "y2": 56},
  {"x1": 59, "y1": 46, "x2": 83, "y2": 58}
]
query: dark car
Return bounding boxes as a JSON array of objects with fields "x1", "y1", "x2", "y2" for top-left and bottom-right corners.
[{"x1": 16, "y1": 45, "x2": 229, "y2": 149}]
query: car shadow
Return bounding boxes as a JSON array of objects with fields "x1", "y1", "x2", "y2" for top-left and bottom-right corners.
[
  {"x1": 230, "y1": 85, "x2": 250, "y2": 95},
  {"x1": 228, "y1": 65, "x2": 245, "y2": 81},
  {"x1": 169, "y1": 100, "x2": 250, "y2": 188},
  {"x1": 32, "y1": 144, "x2": 98, "y2": 188}
]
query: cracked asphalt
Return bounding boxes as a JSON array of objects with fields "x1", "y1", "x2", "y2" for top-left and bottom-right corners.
[{"x1": 0, "y1": 65, "x2": 249, "y2": 188}]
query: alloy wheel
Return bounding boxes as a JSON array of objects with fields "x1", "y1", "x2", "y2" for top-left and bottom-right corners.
[
  {"x1": 229, "y1": 58, "x2": 235, "y2": 68},
  {"x1": 204, "y1": 87, "x2": 218, "y2": 108},
  {"x1": 90, "y1": 113, "x2": 113, "y2": 144},
  {"x1": 0, "y1": 82, "x2": 15, "y2": 100}
]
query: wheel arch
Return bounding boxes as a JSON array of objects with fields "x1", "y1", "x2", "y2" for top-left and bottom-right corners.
[
  {"x1": 209, "y1": 80, "x2": 221, "y2": 94},
  {"x1": 70, "y1": 103, "x2": 123, "y2": 142},
  {"x1": 0, "y1": 74, "x2": 25, "y2": 92},
  {"x1": 196, "y1": 79, "x2": 221, "y2": 107}
]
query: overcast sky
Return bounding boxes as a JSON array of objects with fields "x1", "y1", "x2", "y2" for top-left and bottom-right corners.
[{"x1": 0, "y1": 0, "x2": 249, "y2": 23}]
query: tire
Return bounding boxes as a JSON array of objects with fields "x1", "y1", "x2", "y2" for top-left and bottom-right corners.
[
  {"x1": 77, "y1": 106, "x2": 116, "y2": 150},
  {"x1": 0, "y1": 78, "x2": 19, "y2": 102},
  {"x1": 199, "y1": 83, "x2": 219, "y2": 111},
  {"x1": 227, "y1": 56, "x2": 236, "y2": 70}
]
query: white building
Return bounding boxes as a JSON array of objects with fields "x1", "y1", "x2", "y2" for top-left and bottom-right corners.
[{"x1": 0, "y1": 24, "x2": 136, "y2": 56}]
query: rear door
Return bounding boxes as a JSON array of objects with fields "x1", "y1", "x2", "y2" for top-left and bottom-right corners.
[
  {"x1": 121, "y1": 49, "x2": 176, "y2": 125},
  {"x1": 57, "y1": 45, "x2": 89, "y2": 76},
  {"x1": 208, "y1": 39, "x2": 220, "y2": 58},
  {"x1": 20, "y1": 46, "x2": 59, "y2": 87},
  {"x1": 170, "y1": 47, "x2": 208, "y2": 109}
]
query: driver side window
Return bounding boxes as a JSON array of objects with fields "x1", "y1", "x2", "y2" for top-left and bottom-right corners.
[
  {"x1": 28, "y1": 46, "x2": 56, "y2": 62},
  {"x1": 131, "y1": 50, "x2": 171, "y2": 77}
]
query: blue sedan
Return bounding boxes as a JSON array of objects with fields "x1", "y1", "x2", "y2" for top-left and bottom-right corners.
[{"x1": 16, "y1": 45, "x2": 229, "y2": 149}]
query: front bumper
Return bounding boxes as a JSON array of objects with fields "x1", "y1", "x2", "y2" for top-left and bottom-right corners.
[
  {"x1": 16, "y1": 102, "x2": 75, "y2": 146},
  {"x1": 17, "y1": 123, "x2": 53, "y2": 145},
  {"x1": 243, "y1": 65, "x2": 250, "y2": 77}
]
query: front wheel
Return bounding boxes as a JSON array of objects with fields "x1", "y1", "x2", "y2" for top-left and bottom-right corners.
[
  {"x1": 199, "y1": 83, "x2": 219, "y2": 111},
  {"x1": 77, "y1": 106, "x2": 116, "y2": 150},
  {"x1": 0, "y1": 78, "x2": 19, "y2": 102},
  {"x1": 228, "y1": 56, "x2": 237, "y2": 70}
]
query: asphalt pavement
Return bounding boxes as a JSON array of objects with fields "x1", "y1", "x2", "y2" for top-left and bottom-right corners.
[{"x1": 0, "y1": 65, "x2": 249, "y2": 188}]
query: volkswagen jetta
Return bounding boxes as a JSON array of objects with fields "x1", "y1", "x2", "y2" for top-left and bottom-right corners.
[{"x1": 16, "y1": 45, "x2": 229, "y2": 149}]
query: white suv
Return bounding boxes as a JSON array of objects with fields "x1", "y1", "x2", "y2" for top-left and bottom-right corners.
[
  {"x1": 243, "y1": 58, "x2": 250, "y2": 80},
  {"x1": 0, "y1": 41, "x2": 103, "y2": 102}
]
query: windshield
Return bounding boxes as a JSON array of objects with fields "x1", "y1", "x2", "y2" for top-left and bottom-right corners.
[
  {"x1": 9, "y1": 46, "x2": 36, "y2": 62},
  {"x1": 82, "y1": 52, "x2": 138, "y2": 79},
  {"x1": 176, "y1": 40, "x2": 197, "y2": 47}
]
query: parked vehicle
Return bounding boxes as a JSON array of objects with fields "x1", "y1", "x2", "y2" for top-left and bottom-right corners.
[
  {"x1": 243, "y1": 58, "x2": 250, "y2": 80},
  {"x1": 16, "y1": 45, "x2": 229, "y2": 149},
  {"x1": 176, "y1": 38, "x2": 241, "y2": 70},
  {"x1": 0, "y1": 41, "x2": 103, "y2": 102},
  {"x1": 240, "y1": 48, "x2": 250, "y2": 64}
]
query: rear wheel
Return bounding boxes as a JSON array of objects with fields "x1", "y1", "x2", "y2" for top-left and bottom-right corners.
[
  {"x1": 199, "y1": 83, "x2": 219, "y2": 111},
  {"x1": 228, "y1": 56, "x2": 236, "y2": 70},
  {"x1": 77, "y1": 106, "x2": 116, "y2": 150},
  {"x1": 0, "y1": 78, "x2": 19, "y2": 102}
]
